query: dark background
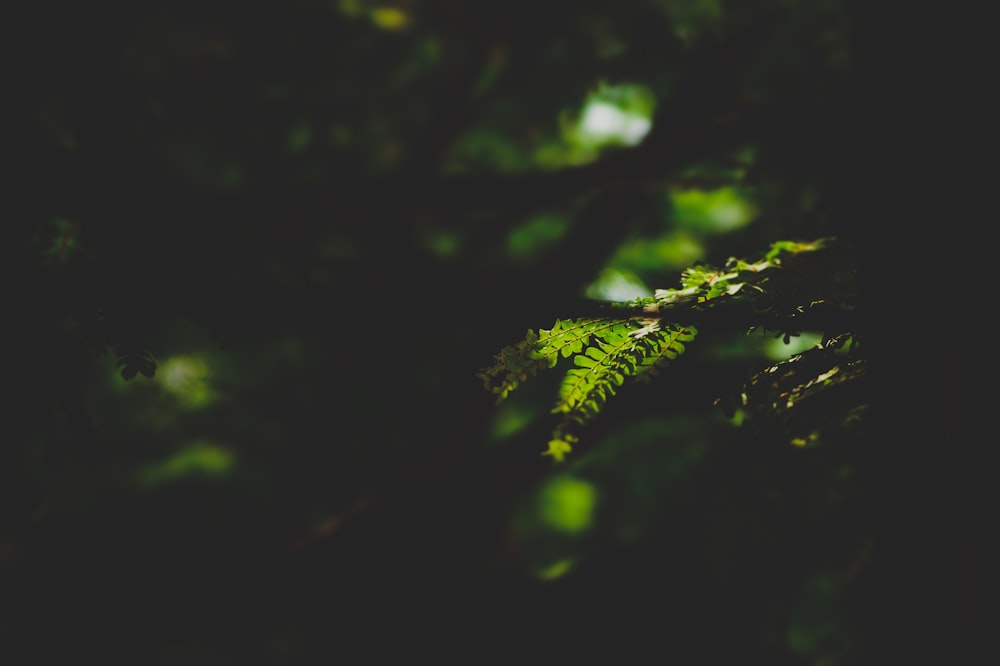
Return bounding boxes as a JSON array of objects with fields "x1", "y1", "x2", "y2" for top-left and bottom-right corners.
[{"x1": 0, "y1": 0, "x2": 966, "y2": 663}]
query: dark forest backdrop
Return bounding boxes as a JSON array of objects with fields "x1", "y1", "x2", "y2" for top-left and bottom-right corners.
[{"x1": 0, "y1": 0, "x2": 974, "y2": 663}]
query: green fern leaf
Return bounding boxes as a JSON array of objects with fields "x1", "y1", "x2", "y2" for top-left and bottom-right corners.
[
  {"x1": 632, "y1": 325, "x2": 698, "y2": 381},
  {"x1": 480, "y1": 237, "x2": 850, "y2": 460},
  {"x1": 552, "y1": 321, "x2": 694, "y2": 426},
  {"x1": 535, "y1": 318, "x2": 630, "y2": 364},
  {"x1": 476, "y1": 329, "x2": 548, "y2": 400}
]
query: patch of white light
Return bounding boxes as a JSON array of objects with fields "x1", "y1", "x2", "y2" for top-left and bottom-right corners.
[
  {"x1": 162, "y1": 356, "x2": 206, "y2": 392},
  {"x1": 764, "y1": 332, "x2": 824, "y2": 361},
  {"x1": 707, "y1": 202, "x2": 748, "y2": 231},
  {"x1": 578, "y1": 102, "x2": 652, "y2": 147},
  {"x1": 585, "y1": 271, "x2": 652, "y2": 301},
  {"x1": 158, "y1": 355, "x2": 215, "y2": 408}
]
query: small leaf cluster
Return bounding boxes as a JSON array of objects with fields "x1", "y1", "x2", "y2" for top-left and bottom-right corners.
[
  {"x1": 89, "y1": 309, "x2": 157, "y2": 380},
  {"x1": 718, "y1": 332, "x2": 866, "y2": 448}
]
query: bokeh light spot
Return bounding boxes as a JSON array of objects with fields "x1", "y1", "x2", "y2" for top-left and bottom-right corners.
[
  {"x1": 535, "y1": 558, "x2": 575, "y2": 581},
  {"x1": 287, "y1": 120, "x2": 313, "y2": 152},
  {"x1": 578, "y1": 101, "x2": 651, "y2": 146},
  {"x1": 137, "y1": 441, "x2": 235, "y2": 487},
  {"x1": 488, "y1": 405, "x2": 537, "y2": 440},
  {"x1": 158, "y1": 355, "x2": 215, "y2": 408},
  {"x1": 670, "y1": 187, "x2": 757, "y2": 233},
  {"x1": 539, "y1": 476, "x2": 598, "y2": 534},
  {"x1": 560, "y1": 82, "x2": 656, "y2": 162},
  {"x1": 371, "y1": 8, "x2": 409, "y2": 31},
  {"x1": 506, "y1": 214, "x2": 568, "y2": 259}
]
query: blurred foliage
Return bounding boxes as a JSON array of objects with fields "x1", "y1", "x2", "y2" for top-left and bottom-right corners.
[{"x1": 0, "y1": 0, "x2": 895, "y2": 663}]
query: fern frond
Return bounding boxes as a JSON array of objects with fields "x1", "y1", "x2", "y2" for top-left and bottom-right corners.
[
  {"x1": 630, "y1": 323, "x2": 698, "y2": 382},
  {"x1": 535, "y1": 317, "x2": 631, "y2": 365},
  {"x1": 476, "y1": 317, "x2": 634, "y2": 401},
  {"x1": 476, "y1": 329, "x2": 545, "y2": 400},
  {"x1": 480, "y1": 237, "x2": 857, "y2": 460},
  {"x1": 553, "y1": 322, "x2": 697, "y2": 424}
]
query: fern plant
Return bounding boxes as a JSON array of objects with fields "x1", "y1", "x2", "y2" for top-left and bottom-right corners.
[{"x1": 478, "y1": 237, "x2": 862, "y2": 460}]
